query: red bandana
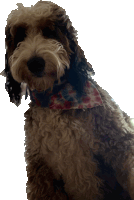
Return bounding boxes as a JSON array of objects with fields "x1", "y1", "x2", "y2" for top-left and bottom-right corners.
[{"x1": 28, "y1": 81, "x2": 103, "y2": 110}]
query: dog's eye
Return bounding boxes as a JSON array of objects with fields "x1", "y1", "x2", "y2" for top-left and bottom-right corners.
[
  {"x1": 14, "y1": 27, "x2": 26, "y2": 47},
  {"x1": 42, "y1": 27, "x2": 56, "y2": 38}
]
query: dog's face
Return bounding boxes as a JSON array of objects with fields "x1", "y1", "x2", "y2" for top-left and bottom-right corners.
[
  {"x1": 4, "y1": 1, "x2": 94, "y2": 105},
  {"x1": 6, "y1": 1, "x2": 73, "y2": 92}
]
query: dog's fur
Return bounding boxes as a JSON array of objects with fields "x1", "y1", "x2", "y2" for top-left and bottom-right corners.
[{"x1": 3, "y1": 1, "x2": 134, "y2": 199}]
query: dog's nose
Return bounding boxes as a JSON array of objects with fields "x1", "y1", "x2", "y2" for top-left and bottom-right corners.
[{"x1": 27, "y1": 57, "x2": 45, "y2": 77}]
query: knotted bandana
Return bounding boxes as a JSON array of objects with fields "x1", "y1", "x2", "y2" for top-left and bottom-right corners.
[{"x1": 28, "y1": 80, "x2": 103, "y2": 110}]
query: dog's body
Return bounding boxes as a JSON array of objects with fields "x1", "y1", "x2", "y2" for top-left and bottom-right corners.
[{"x1": 3, "y1": 1, "x2": 134, "y2": 199}]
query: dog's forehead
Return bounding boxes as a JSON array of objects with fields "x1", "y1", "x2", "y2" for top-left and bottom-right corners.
[{"x1": 6, "y1": 1, "x2": 65, "y2": 28}]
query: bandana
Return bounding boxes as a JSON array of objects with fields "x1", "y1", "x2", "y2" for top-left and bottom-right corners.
[{"x1": 27, "y1": 80, "x2": 103, "y2": 110}]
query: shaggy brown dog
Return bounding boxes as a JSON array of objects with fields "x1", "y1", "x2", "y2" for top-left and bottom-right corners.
[{"x1": 2, "y1": 1, "x2": 134, "y2": 199}]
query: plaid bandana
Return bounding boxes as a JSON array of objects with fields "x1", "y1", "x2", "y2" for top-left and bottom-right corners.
[{"x1": 28, "y1": 81, "x2": 103, "y2": 110}]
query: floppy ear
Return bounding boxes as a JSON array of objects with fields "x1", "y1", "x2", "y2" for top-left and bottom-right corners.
[
  {"x1": 52, "y1": 5, "x2": 95, "y2": 96},
  {"x1": 3, "y1": 52, "x2": 22, "y2": 106},
  {"x1": 65, "y1": 23, "x2": 95, "y2": 97}
]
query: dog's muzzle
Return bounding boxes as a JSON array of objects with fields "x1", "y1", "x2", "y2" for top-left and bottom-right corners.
[{"x1": 27, "y1": 56, "x2": 45, "y2": 77}]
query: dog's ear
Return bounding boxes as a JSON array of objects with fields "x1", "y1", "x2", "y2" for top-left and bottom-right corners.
[
  {"x1": 53, "y1": 6, "x2": 95, "y2": 89},
  {"x1": 65, "y1": 22, "x2": 95, "y2": 97},
  {"x1": 2, "y1": 52, "x2": 22, "y2": 106},
  {"x1": 53, "y1": 8, "x2": 95, "y2": 96}
]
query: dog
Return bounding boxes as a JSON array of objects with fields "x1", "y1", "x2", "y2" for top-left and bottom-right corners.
[{"x1": 2, "y1": 1, "x2": 134, "y2": 199}]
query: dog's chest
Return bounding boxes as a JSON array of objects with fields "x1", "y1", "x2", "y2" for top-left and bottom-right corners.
[{"x1": 24, "y1": 105, "x2": 85, "y2": 168}]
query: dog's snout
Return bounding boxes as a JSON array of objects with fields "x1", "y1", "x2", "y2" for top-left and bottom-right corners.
[{"x1": 27, "y1": 57, "x2": 45, "y2": 77}]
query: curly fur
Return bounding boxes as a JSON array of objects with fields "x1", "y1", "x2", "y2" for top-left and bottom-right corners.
[{"x1": 2, "y1": 1, "x2": 134, "y2": 200}]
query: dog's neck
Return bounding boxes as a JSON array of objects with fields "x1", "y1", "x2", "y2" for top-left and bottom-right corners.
[{"x1": 27, "y1": 80, "x2": 103, "y2": 110}]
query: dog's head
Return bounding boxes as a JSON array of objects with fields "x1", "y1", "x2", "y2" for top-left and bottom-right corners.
[{"x1": 3, "y1": 1, "x2": 95, "y2": 106}]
